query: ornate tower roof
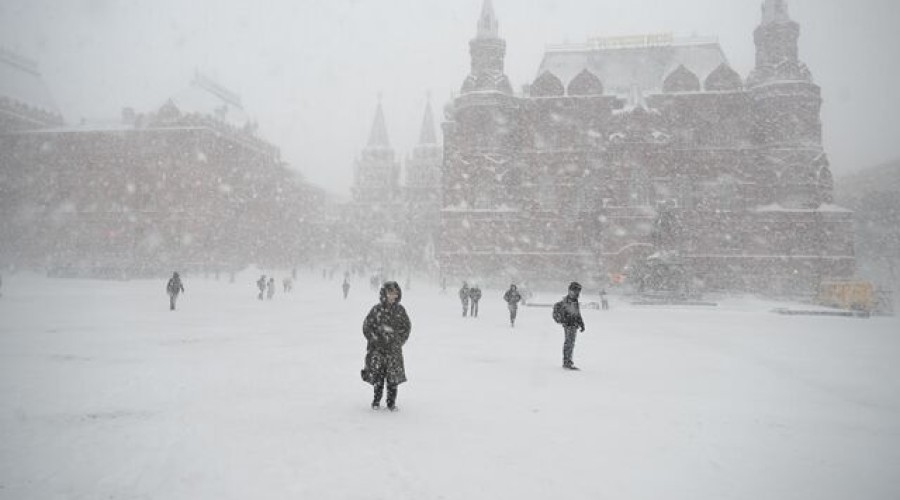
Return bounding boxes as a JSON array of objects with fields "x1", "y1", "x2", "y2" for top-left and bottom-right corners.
[
  {"x1": 762, "y1": 0, "x2": 791, "y2": 25},
  {"x1": 461, "y1": 0, "x2": 512, "y2": 94},
  {"x1": 418, "y1": 98, "x2": 437, "y2": 146},
  {"x1": 477, "y1": 0, "x2": 499, "y2": 39},
  {"x1": 748, "y1": 0, "x2": 811, "y2": 87},
  {"x1": 367, "y1": 97, "x2": 391, "y2": 148}
]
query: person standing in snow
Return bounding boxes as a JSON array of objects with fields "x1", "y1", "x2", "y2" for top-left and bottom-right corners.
[
  {"x1": 469, "y1": 284, "x2": 482, "y2": 318},
  {"x1": 600, "y1": 289, "x2": 609, "y2": 310},
  {"x1": 503, "y1": 284, "x2": 523, "y2": 327},
  {"x1": 166, "y1": 272, "x2": 185, "y2": 311},
  {"x1": 458, "y1": 282, "x2": 470, "y2": 317},
  {"x1": 342, "y1": 278, "x2": 351, "y2": 299},
  {"x1": 552, "y1": 282, "x2": 586, "y2": 370},
  {"x1": 266, "y1": 277, "x2": 275, "y2": 300},
  {"x1": 257, "y1": 275, "x2": 267, "y2": 300},
  {"x1": 361, "y1": 281, "x2": 411, "y2": 411}
]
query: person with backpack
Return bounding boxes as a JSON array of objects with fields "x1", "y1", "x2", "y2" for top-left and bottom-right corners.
[
  {"x1": 361, "y1": 281, "x2": 411, "y2": 411},
  {"x1": 166, "y1": 272, "x2": 185, "y2": 311},
  {"x1": 503, "y1": 284, "x2": 522, "y2": 327},
  {"x1": 553, "y1": 282, "x2": 586, "y2": 370}
]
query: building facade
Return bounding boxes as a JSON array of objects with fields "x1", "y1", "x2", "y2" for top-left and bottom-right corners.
[
  {"x1": 438, "y1": 0, "x2": 854, "y2": 294},
  {"x1": 0, "y1": 70, "x2": 327, "y2": 276}
]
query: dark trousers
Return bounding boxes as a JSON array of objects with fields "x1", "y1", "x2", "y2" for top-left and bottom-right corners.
[
  {"x1": 508, "y1": 305, "x2": 518, "y2": 325},
  {"x1": 169, "y1": 294, "x2": 178, "y2": 311},
  {"x1": 470, "y1": 300, "x2": 479, "y2": 317},
  {"x1": 601, "y1": 298, "x2": 609, "y2": 310},
  {"x1": 461, "y1": 300, "x2": 469, "y2": 317},
  {"x1": 563, "y1": 325, "x2": 578, "y2": 367},
  {"x1": 372, "y1": 374, "x2": 398, "y2": 407}
]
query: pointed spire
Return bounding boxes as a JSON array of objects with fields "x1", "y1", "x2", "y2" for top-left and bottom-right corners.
[
  {"x1": 477, "y1": 0, "x2": 499, "y2": 39},
  {"x1": 418, "y1": 96, "x2": 437, "y2": 145},
  {"x1": 762, "y1": 0, "x2": 791, "y2": 25},
  {"x1": 367, "y1": 95, "x2": 390, "y2": 148}
]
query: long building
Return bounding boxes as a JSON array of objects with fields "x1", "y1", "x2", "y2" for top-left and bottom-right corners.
[
  {"x1": 0, "y1": 67, "x2": 327, "y2": 277},
  {"x1": 438, "y1": 0, "x2": 855, "y2": 295}
]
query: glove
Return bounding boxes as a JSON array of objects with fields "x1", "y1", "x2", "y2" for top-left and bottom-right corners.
[{"x1": 580, "y1": 326, "x2": 585, "y2": 332}]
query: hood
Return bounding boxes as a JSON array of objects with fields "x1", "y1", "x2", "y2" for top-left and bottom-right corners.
[{"x1": 379, "y1": 281, "x2": 403, "y2": 304}]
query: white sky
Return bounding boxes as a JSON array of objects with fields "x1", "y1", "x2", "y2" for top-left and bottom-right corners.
[{"x1": 1, "y1": 0, "x2": 898, "y2": 196}]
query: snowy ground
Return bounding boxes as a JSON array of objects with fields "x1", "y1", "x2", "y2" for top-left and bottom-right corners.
[{"x1": 1, "y1": 272, "x2": 899, "y2": 500}]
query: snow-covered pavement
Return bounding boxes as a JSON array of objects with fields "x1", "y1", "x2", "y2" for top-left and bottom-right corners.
[{"x1": 1, "y1": 272, "x2": 898, "y2": 500}]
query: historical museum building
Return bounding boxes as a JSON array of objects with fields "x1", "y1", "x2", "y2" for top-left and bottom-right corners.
[{"x1": 438, "y1": 0, "x2": 855, "y2": 294}]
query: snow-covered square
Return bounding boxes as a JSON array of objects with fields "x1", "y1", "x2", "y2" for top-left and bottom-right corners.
[{"x1": 1, "y1": 272, "x2": 898, "y2": 499}]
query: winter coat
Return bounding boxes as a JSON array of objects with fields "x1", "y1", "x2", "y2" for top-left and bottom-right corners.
[
  {"x1": 166, "y1": 276, "x2": 184, "y2": 296},
  {"x1": 362, "y1": 282, "x2": 412, "y2": 386},
  {"x1": 554, "y1": 295, "x2": 585, "y2": 329},
  {"x1": 459, "y1": 286, "x2": 470, "y2": 303},
  {"x1": 503, "y1": 288, "x2": 522, "y2": 307},
  {"x1": 469, "y1": 287, "x2": 482, "y2": 302}
]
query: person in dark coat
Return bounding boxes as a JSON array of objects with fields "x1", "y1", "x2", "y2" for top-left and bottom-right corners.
[
  {"x1": 503, "y1": 284, "x2": 523, "y2": 327},
  {"x1": 459, "y1": 282, "x2": 470, "y2": 317},
  {"x1": 266, "y1": 277, "x2": 275, "y2": 300},
  {"x1": 257, "y1": 275, "x2": 267, "y2": 300},
  {"x1": 166, "y1": 272, "x2": 185, "y2": 311},
  {"x1": 342, "y1": 278, "x2": 351, "y2": 299},
  {"x1": 361, "y1": 281, "x2": 411, "y2": 411},
  {"x1": 553, "y1": 281, "x2": 586, "y2": 370},
  {"x1": 468, "y1": 284, "x2": 482, "y2": 318}
]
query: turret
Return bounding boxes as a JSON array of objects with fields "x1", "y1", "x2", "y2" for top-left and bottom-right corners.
[
  {"x1": 748, "y1": 0, "x2": 821, "y2": 146},
  {"x1": 461, "y1": 0, "x2": 512, "y2": 94}
]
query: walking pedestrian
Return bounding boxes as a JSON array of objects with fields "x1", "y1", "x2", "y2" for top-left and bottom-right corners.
[{"x1": 503, "y1": 284, "x2": 522, "y2": 327}]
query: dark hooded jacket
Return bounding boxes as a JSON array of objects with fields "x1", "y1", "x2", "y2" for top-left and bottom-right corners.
[
  {"x1": 503, "y1": 286, "x2": 522, "y2": 307},
  {"x1": 166, "y1": 274, "x2": 184, "y2": 296},
  {"x1": 362, "y1": 282, "x2": 411, "y2": 386}
]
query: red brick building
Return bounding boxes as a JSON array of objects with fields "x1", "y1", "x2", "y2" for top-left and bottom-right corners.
[{"x1": 439, "y1": 0, "x2": 854, "y2": 294}]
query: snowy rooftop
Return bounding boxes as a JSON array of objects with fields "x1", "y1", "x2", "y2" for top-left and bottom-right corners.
[
  {"x1": 0, "y1": 47, "x2": 61, "y2": 115},
  {"x1": 537, "y1": 34, "x2": 729, "y2": 96},
  {"x1": 166, "y1": 73, "x2": 252, "y2": 130}
]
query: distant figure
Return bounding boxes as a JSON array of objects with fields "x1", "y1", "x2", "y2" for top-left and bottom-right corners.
[
  {"x1": 600, "y1": 289, "x2": 609, "y2": 310},
  {"x1": 440, "y1": 276, "x2": 447, "y2": 294},
  {"x1": 552, "y1": 282, "x2": 586, "y2": 370},
  {"x1": 342, "y1": 278, "x2": 351, "y2": 299},
  {"x1": 283, "y1": 277, "x2": 293, "y2": 293},
  {"x1": 267, "y1": 277, "x2": 276, "y2": 300},
  {"x1": 468, "y1": 285, "x2": 482, "y2": 318},
  {"x1": 166, "y1": 272, "x2": 185, "y2": 311},
  {"x1": 503, "y1": 284, "x2": 523, "y2": 327},
  {"x1": 361, "y1": 281, "x2": 411, "y2": 411},
  {"x1": 257, "y1": 275, "x2": 267, "y2": 300},
  {"x1": 459, "y1": 282, "x2": 470, "y2": 317}
]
